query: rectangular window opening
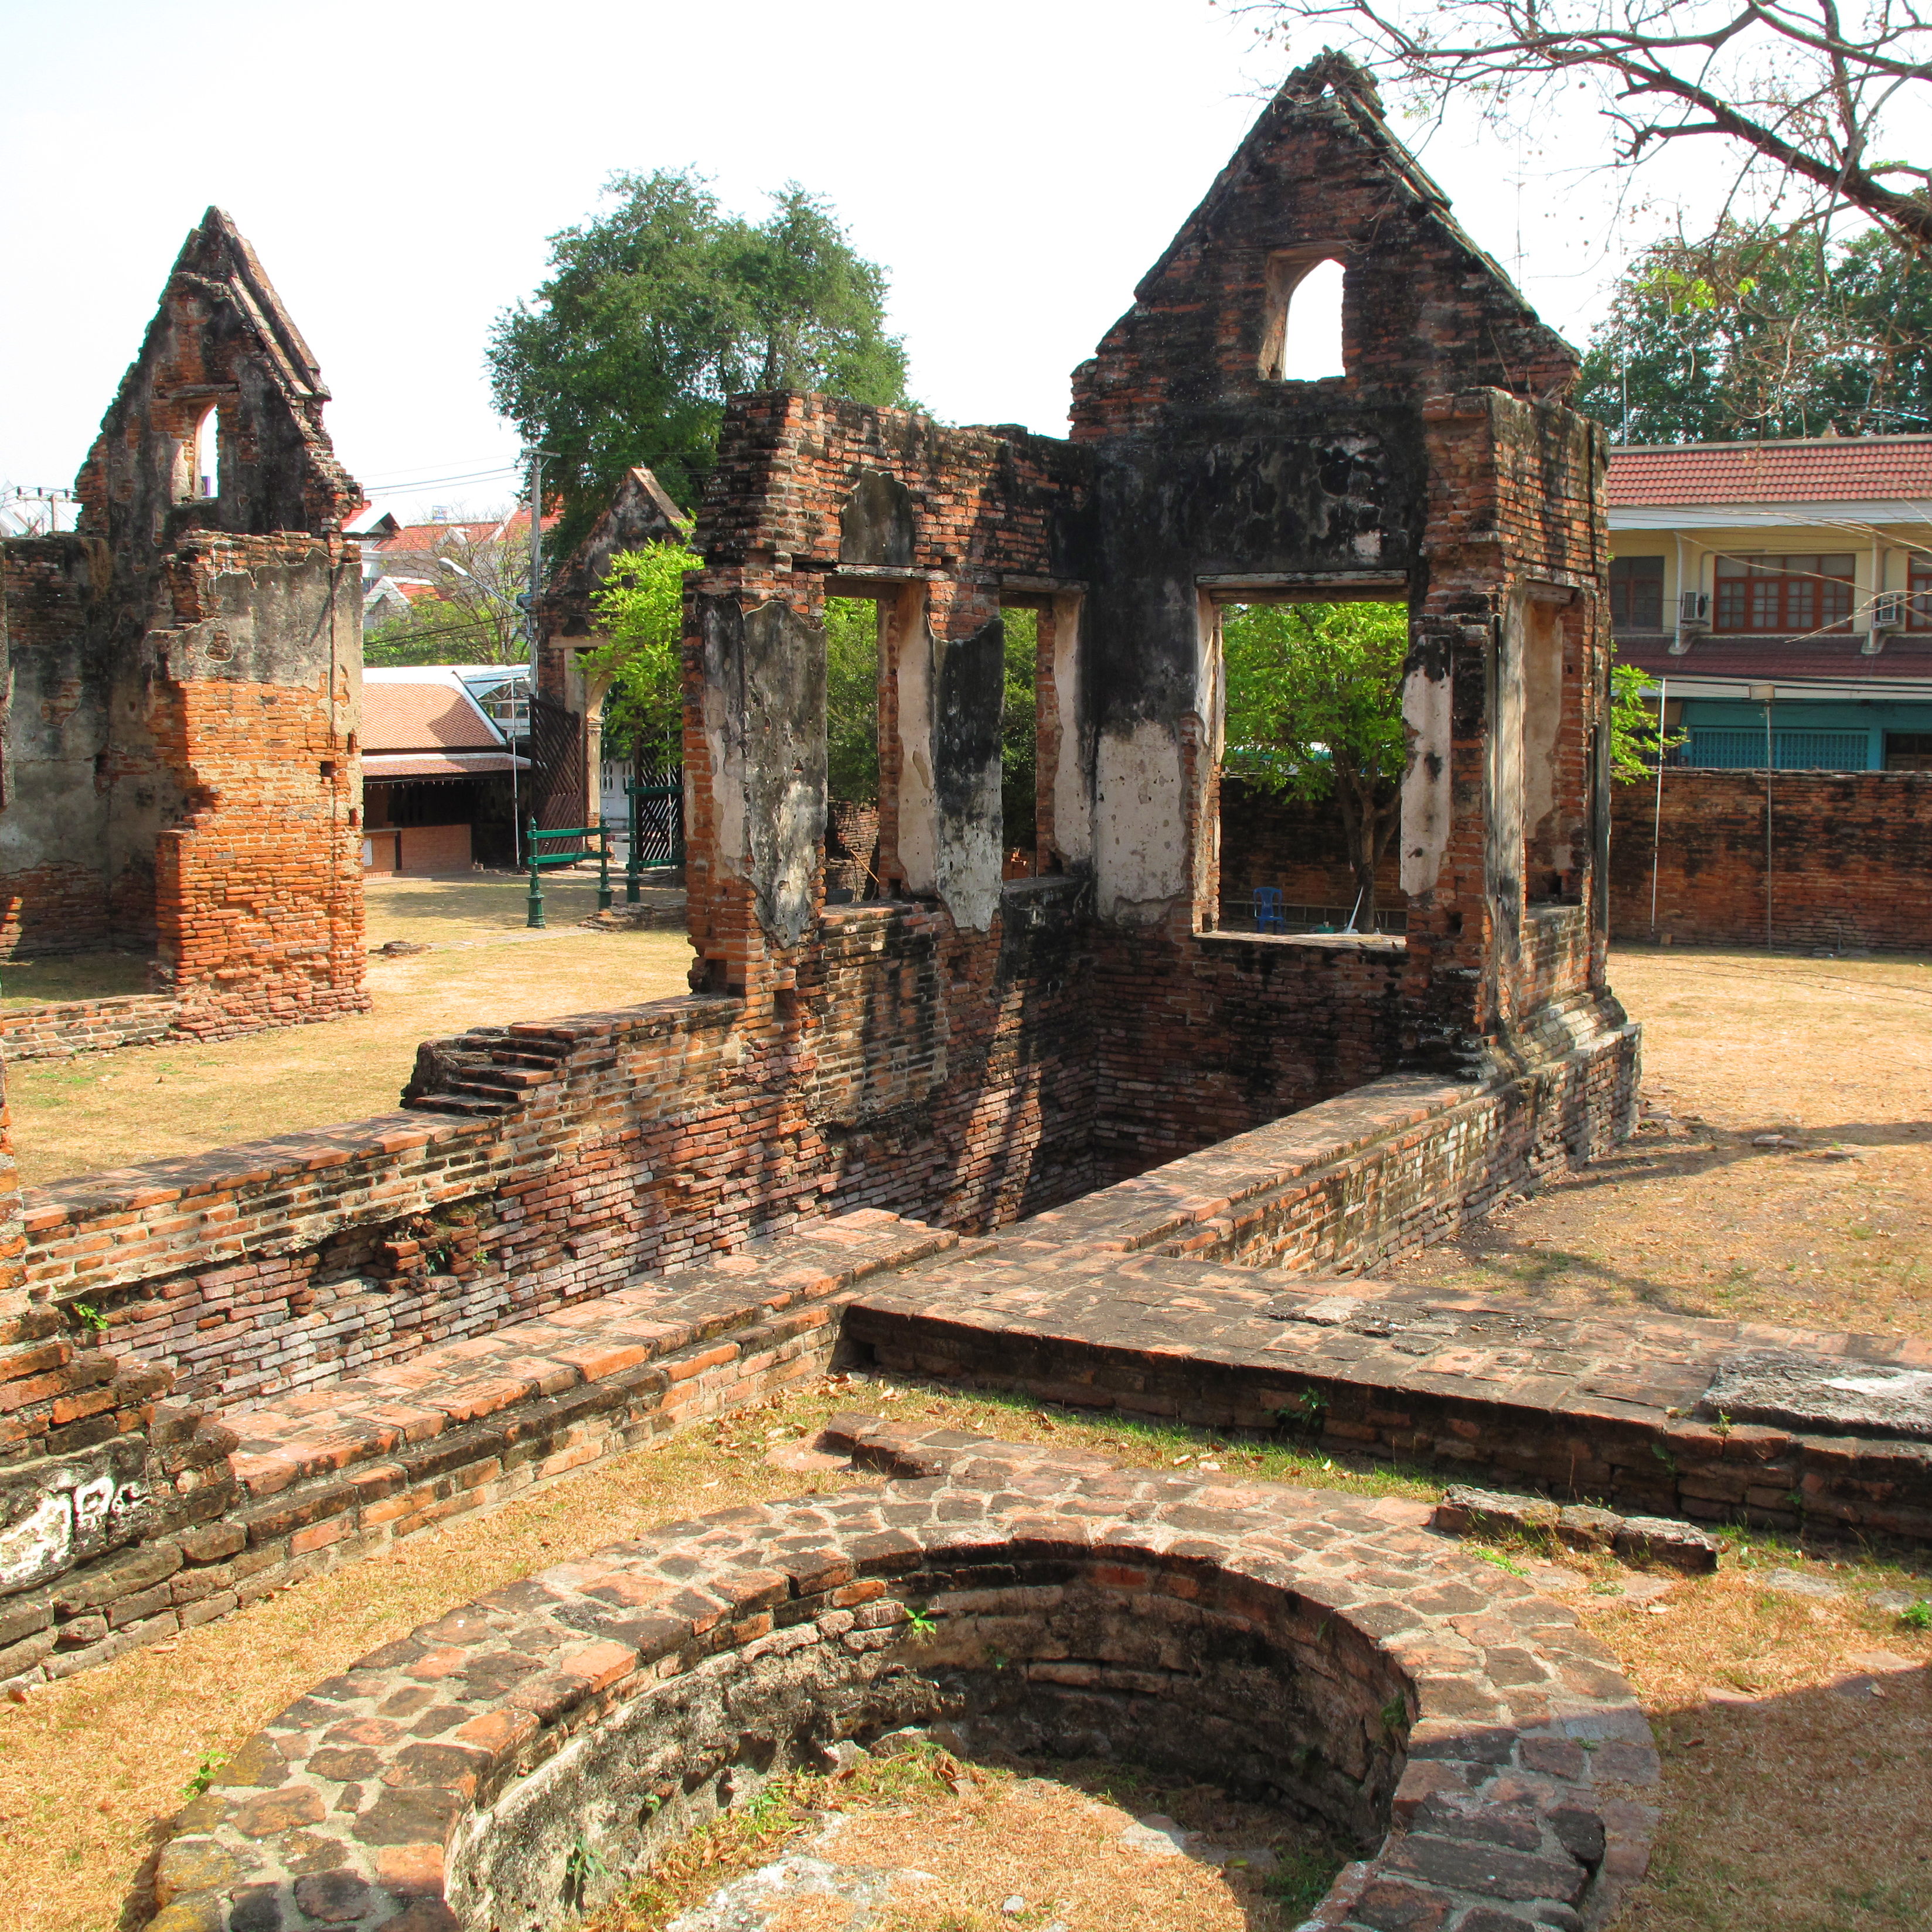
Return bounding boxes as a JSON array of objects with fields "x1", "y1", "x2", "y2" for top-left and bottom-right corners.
[
  {"x1": 998, "y1": 601, "x2": 1041, "y2": 878},
  {"x1": 1885, "y1": 731, "x2": 1932, "y2": 772},
  {"x1": 1214, "y1": 597, "x2": 1408, "y2": 935},
  {"x1": 823, "y1": 593, "x2": 886, "y2": 904}
]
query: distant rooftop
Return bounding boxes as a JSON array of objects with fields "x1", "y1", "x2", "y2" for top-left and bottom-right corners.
[{"x1": 1607, "y1": 435, "x2": 1932, "y2": 508}]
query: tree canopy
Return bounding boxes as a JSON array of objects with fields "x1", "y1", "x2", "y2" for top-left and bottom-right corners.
[
  {"x1": 1576, "y1": 221, "x2": 1932, "y2": 441},
  {"x1": 490, "y1": 171, "x2": 911, "y2": 554},
  {"x1": 585, "y1": 541, "x2": 693, "y2": 771}
]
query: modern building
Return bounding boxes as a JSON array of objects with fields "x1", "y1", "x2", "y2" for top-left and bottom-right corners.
[
  {"x1": 1608, "y1": 436, "x2": 1932, "y2": 771},
  {"x1": 361, "y1": 667, "x2": 527, "y2": 873}
]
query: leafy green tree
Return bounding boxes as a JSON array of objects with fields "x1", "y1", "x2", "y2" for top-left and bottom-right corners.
[
  {"x1": 1576, "y1": 223, "x2": 1932, "y2": 442},
  {"x1": 824, "y1": 598, "x2": 880, "y2": 805},
  {"x1": 585, "y1": 542, "x2": 693, "y2": 770},
  {"x1": 1001, "y1": 608, "x2": 1038, "y2": 859},
  {"x1": 490, "y1": 172, "x2": 911, "y2": 553},
  {"x1": 1221, "y1": 601, "x2": 1408, "y2": 924},
  {"x1": 1608, "y1": 661, "x2": 1685, "y2": 782}
]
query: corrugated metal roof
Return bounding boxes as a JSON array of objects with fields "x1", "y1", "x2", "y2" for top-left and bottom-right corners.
[
  {"x1": 1607, "y1": 437, "x2": 1932, "y2": 506},
  {"x1": 1616, "y1": 633, "x2": 1932, "y2": 681}
]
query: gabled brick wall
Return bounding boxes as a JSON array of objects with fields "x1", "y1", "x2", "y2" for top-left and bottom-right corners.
[{"x1": 0, "y1": 208, "x2": 365, "y2": 1038}]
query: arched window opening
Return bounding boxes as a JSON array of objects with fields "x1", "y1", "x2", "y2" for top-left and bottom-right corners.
[
  {"x1": 1259, "y1": 254, "x2": 1347, "y2": 383},
  {"x1": 194, "y1": 407, "x2": 220, "y2": 499}
]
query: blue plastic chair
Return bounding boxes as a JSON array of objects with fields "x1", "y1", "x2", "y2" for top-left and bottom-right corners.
[{"x1": 1252, "y1": 886, "x2": 1286, "y2": 933}]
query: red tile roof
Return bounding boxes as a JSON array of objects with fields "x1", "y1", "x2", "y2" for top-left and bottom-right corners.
[
  {"x1": 1607, "y1": 437, "x2": 1932, "y2": 507},
  {"x1": 362, "y1": 679, "x2": 501, "y2": 752}
]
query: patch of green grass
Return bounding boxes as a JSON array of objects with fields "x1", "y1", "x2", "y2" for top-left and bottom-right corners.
[{"x1": 1267, "y1": 1845, "x2": 1348, "y2": 1917}]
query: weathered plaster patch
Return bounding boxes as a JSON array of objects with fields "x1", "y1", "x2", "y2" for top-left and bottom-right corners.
[
  {"x1": 1399, "y1": 655, "x2": 1451, "y2": 898},
  {"x1": 1095, "y1": 719, "x2": 1185, "y2": 923}
]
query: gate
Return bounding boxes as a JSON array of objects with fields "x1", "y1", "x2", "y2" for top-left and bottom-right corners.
[
  {"x1": 625, "y1": 764, "x2": 684, "y2": 868},
  {"x1": 526, "y1": 693, "x2": 586, "y2": 830}
]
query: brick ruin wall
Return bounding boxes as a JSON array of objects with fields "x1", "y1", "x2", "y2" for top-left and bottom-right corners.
[
  {"x1": 0, "y1": 64, "x2": 1653, "y2": 1686},
  {"x1": 1232, "y1": 766, "x2": 1932, "y2": 955},
  {"x1": 0, "y1": 207, "x2": 366, "y2": 1041},
  {"x1": 1607, "y1": 768, "x2": 1932, "y2": 951}
]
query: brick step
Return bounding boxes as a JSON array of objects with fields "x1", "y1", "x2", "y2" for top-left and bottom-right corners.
[
  {"x1": 220, "y1": 1208, "x2": 958, "y2": 1514},
  {"x1": 404, "y1": 1091, "x2": 510, "y2": 1116}
]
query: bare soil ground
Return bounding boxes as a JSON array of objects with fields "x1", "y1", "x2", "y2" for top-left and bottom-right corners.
[
  {"x1": 1, "y1": 1375, "x2": 1924, "y2": 1932},
  {"x1": 1384, "y1": 946, "x2": 1932, "y2": 1338},
  {"x1": 0, "y1": 874, "x2": 694, "y2": 1189}
]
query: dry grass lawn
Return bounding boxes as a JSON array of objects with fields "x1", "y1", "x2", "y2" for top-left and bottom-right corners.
[
  {"x1": 1386, "y1": 946, "x2": 1932, "y2": 1337},
  {"x1": 2, "y1": 1376, "x2": 1926, "y2": 1932},
  {"x1": 585, "y1": 1743, "x2": 1342, "y2": 1931},
  {"x1": 1, "y1": 874, "x2": 694, "y2": 1188}
]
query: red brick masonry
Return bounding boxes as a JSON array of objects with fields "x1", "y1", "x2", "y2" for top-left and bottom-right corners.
[
  {"x1": 1607, "y1": 768, "x2": 1932, "y2": 952},
  {"x1": 137, "y1": 1423, "x2": 1659, "y2": 1932}
]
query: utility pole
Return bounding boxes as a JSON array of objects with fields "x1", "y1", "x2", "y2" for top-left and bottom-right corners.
[
  {"x1": 520, "y1": 448, "x2": 543, "y2": 866},
  {"x1": 526, "y1": 448, "x2": 543, "y2": 687}
]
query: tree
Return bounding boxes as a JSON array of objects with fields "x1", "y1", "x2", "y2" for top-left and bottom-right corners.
[
  {"x1": 489, "y1": 172, "x2": 911, "y2": 554},
  {"x1": 364, "y1": 520, "x2": 529, "y2": 666},
  {"x1": 824, "y1": 598, "x2": 881, "y2": 805},
  {"x1": 1609, "y1": 660, "x2": 1686, "y2": 780},
  {"x1": 1243, "y1": 5, "x2": 1932, "y2": 250},
  {"x1": 585, "y1": 541, "x2": 694, "y2": 771},
  {"x1": 1576, "y1": 219, "x2": 1932, "y2": 440},
  {"x1": 1221, "y1": 601, "x2": 1408, "y2": 924}
]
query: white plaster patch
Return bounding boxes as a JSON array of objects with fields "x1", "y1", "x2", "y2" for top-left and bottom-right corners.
[
  {"x1": 0, "y1": 1491, "x2": 73, "y2": 1593},
  {"x1": 1093, "y1": 720, "x2": 1184, "y2": 922},
  {"x1": 1399, "y1": 665, "x2": 1451, "y2": 897}
]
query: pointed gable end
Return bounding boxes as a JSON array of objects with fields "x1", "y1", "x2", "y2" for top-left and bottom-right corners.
[
  {"x1": 76, "y1": 207, "x2": 360, "y2": 568},
  {"x1": 1071, "y1": 52, "x2": 1578, "y2": 438}
]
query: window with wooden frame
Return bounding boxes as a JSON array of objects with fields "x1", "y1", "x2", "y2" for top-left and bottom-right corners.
[
  {"x1": 1609, "y1": 556, "x2": 1665, "y2": 631},
  {"x1": 1712, "y1": 554, "x2": 1854, "y2": 633},
  {"x1": 1907, "y1": 555, "x2": 1932, "y2": 629}
]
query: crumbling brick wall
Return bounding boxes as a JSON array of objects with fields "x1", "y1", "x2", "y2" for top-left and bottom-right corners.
[
  {"x1": 1608, "y1": 768, "x2": 1932, "y2": 950},
  {"x1": 0, "y1": 207, "x2": 366, "y2": 1038}
]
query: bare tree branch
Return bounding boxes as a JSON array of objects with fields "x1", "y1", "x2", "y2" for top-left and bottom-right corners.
[{"x1": 1240, "y1": 1, "x2": 1932, "y2": 246}]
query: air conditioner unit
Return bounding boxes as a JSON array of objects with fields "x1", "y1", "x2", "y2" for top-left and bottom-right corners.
[
  {"x1": 1872, "y1": 591, "x2": 1906, "y2": 629},
  {"x1": 1678, "y1": 591, "x2": 1710, "y2": 628}
]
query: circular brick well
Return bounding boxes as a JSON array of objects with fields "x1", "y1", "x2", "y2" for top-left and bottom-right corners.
[{"x1": 139, "y1": 1423, "x2": 1658, "y2": 1932}]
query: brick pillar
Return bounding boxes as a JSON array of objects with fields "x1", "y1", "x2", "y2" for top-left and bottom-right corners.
[{"x1": 683, "y1": 563, "x2": 826, "y2": 997}]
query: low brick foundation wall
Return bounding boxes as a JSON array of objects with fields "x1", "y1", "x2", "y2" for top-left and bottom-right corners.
[
  {"x1": 135, "y1": 1423, "x2": 1658, "y2": 1932},
  {"x1": 1607, "y1": 768, "x2": 1932, "y2": 951},
  {"x1": 0, "y1": 1212, "x2": 948, "y2": 1686},
  {"x1": 0, "y1": 992, "x2": 182, "y2": 1060},
  {"x1": 848, "y1": 1268, "x2": 1932, "y2": 1545}
]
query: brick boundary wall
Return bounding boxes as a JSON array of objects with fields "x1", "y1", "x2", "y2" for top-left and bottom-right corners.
[
  {"x1": 0, "y1": 993, "x2": 183, "y2": 1061},
  {"x1": 132, "y1": 1423, "x2": 1659, "y2": 1932},
  {"x1": 1607, "y1": 768, "x2": 1932, "y2": 952}
]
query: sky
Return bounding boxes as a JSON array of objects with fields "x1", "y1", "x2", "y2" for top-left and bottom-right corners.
[{"x1": 0, "y1": 0, "x2": 1731, "y2": 526}]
